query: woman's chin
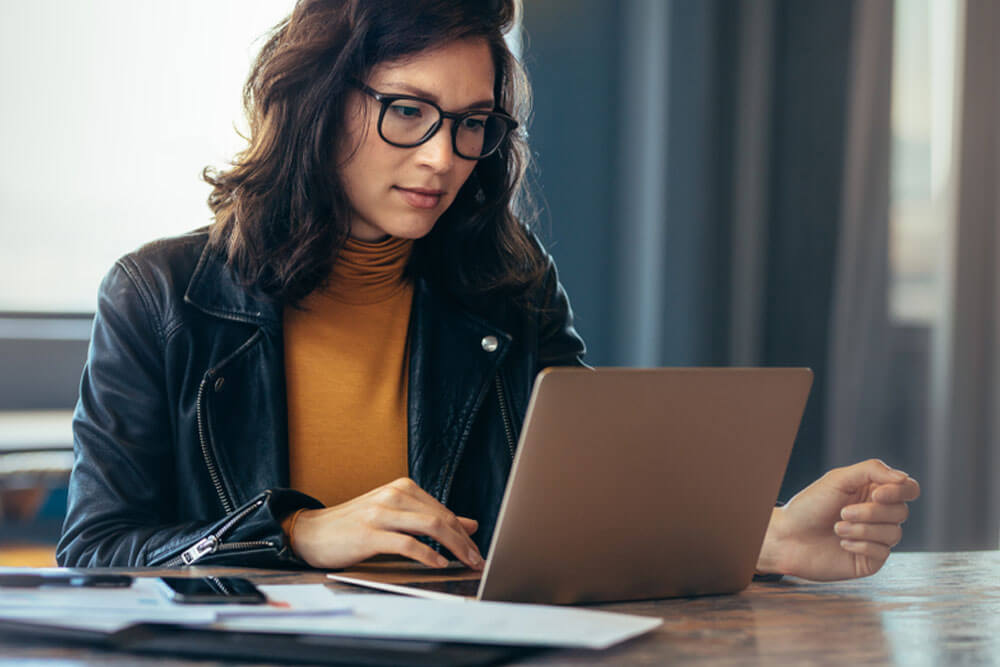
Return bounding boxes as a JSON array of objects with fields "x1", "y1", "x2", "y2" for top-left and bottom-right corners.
[
  {"x1": 380, "y1": 217, "x2": 439, "y2": 240},
  {"x1": 349, "y1": 214, "x2": 439, "y2": 242}
]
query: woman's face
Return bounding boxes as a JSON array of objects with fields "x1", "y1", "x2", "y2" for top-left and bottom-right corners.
[{"x1": 338, "y1": 38, "x2": 495, "y2": 242}]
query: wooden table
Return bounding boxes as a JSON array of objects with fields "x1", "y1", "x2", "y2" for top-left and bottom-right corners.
[{"x1": 0, "y1": 551, "x2": 997, "y2": 665}]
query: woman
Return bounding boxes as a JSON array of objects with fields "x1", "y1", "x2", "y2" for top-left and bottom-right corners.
[{"x1": 57, "y1": 0, "x2": 919, "y2": 581}]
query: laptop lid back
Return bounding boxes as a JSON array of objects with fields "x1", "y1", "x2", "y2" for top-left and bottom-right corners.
[{"x1": 478, "y1": 367, "x2": 812, "y2": 604}]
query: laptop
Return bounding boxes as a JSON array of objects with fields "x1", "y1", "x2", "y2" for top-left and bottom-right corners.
[{"x1": 330, "y1": 367, "x2": 812, "y2": 604}]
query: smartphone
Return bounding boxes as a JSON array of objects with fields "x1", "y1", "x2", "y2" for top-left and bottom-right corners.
[{"x1": 157, "y1": 576, "x2": 267, "y2": 604}]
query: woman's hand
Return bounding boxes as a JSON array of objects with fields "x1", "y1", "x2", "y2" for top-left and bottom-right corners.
[
  {"x1": 289, "y1": 477, "x2": 484, "y2": 571},
  {"x1": 756, "y1": 459, "x2": 921, "y2": 581}
]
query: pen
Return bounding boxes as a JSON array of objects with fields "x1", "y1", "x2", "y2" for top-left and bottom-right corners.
[{"x1": 0, "y1": 573, "x2": 133, "y2": 588}]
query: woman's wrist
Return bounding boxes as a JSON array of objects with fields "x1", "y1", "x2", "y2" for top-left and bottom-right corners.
[
  {"x1": 281, "y1": 508, "x2": 309, "y2": 555},
  {"x1": 755, "y1": 506, "x2": 789, "y2": 576}
]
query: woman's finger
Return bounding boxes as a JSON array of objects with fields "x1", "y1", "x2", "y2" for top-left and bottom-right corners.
[
  {"x1": 373, "y1": 509, "x2": 484, "y2": 569},
  {"x1": 376, "y1": 531, "x2": 450, "y2": 569},
  {"x1": 840, "y1": 502, "x2": 909, "y2": 524},
  {"x1": 872, "y1": 480, "x2": 921, "y2": 504},
  {"x1": 834, "y1": 521, "x2": 903, "y2": 547},
  {"x1": 345, "y1": 479, "x2": 482, "y2": 562},
  {"x1": 378, "y1": 480, "x2": 482, "y2": 554},
  {"x1": 385, "y1": 480, "x2": 479, "y2": 535},
  {"x1": 839, "y1": 539, "x2": 891, "y2": 563},
  {"x1": 826, "y1": 459, "x2": 910, "y2": 493}
]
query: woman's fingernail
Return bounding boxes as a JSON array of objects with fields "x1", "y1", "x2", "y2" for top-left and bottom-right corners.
[
  {"x1": 841, "y1": 508, "x2": 859, "y2": 521},
  {"x1": 834, "y1": 522, "x2": 851, "y2": 537},
  {"x1": 435, "y1": 555, "x2": 448, "y2": 567},
  {"x1": 891, "y1": 468, "x2": 909, "y2": 480},
  {"x1": 468, "y1": 550, "x2": 483, "y2": 568}
]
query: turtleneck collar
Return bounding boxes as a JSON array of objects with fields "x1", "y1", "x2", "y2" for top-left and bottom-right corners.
[{"x1": 322, "y1": 234, "x2": 414, "y2": 305}]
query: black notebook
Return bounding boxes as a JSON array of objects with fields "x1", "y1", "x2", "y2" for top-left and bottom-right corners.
[{"x1": 0, "y1": 618, "x2": 540, "y2": 666}]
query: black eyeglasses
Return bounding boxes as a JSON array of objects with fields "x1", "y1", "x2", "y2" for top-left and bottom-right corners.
[{"x1": 354, "y1": 82, "x2": 518, "y2": 160}]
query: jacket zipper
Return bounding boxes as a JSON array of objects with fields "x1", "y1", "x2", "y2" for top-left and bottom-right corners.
[
  {"x1": 495, "y1": 374, "x2": 517, "y2": 460},
  {"x1": 197, "y1": 374, "x2": 234, "y2": 515},
  {"x1": 163, "y1": 497, "x2": 271, "y2": 566},
  {"x1": 437, "y1": 370, "x2": 516, "y2": 508},
  {"x1": 196, "y1": 328, "x2": 266, "y2": 516},
  {"x1": 162, "y1": 326, "x2": 271, "y2": 567}
]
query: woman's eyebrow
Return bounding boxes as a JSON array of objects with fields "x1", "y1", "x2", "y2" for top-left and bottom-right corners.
[{"x1": 380, "y1": 81, "x2": 495, "y2": 110}]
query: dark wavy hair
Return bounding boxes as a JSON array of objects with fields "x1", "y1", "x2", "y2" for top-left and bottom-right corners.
[{"x1": 203, "y1": 0, "x2": 545, "y2": 308}]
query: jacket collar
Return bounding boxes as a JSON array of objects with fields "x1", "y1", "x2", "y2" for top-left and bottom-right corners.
[{"x1": 183, "y1": 241, "x2": 283, "y2": 332}]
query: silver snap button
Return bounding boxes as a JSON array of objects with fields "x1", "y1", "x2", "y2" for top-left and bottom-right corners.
[
  {"x1": 481, "y1": 336, "x2": 499, "y2": 352},
  {"x1": 214, "y1": 377, "x2": 225, "y2": 392}
]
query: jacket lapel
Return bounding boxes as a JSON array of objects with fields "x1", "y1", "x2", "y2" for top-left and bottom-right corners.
[
  {"x1": 408, "y1": 277, "x2": 511, "y2": 502},
  {"x1": 183, "y1": 243, "x2": 289, "y2": 506}
]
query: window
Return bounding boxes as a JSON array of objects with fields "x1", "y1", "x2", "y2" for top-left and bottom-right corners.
[
  {"x1": 0, "y1": 1, "x2": 295, "y2": 313},
  {"x1": 888, "y1": 0, "x2": 960, "y2": 324}
]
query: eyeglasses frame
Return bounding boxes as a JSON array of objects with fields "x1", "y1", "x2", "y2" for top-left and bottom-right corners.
[{"x1": 354, "y1": 82, "x2": 519, "y2": 160}]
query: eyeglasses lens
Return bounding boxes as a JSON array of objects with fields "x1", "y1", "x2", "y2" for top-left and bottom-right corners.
[
  {"x1": 381, "y1": 100, "x2": 507, "y2": 158},
  {"x1": 382, "y1": 99, "x2": 439, "y2": 145},
  {"x1": 455, "y1": 114, "x2": 505, "y2": 159}
]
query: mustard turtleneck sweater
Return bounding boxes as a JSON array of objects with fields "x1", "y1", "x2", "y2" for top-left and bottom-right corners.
[{"x1": 283, "y1": 235, "x2": 414, "y2": 509}]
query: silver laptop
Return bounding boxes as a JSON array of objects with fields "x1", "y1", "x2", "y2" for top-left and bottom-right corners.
[{"x1": 330, "y1": 367, "x2": 812, "y2": 604}]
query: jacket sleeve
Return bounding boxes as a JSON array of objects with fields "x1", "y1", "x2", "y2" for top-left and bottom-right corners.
[
  {"x1": 56, "y1": 261, "x2": 321, "y2": 568},
  {"x1": 535, "y1": 251, "x2": 588, "y2": 370}
]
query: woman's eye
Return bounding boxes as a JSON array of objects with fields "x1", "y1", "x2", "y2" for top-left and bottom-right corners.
[
  {"x1": 462, "y1": 117, "x2": 486, "y2": 131},
  {"x1": 389, "y1": 104, "x2": 423, "y2": 119}
]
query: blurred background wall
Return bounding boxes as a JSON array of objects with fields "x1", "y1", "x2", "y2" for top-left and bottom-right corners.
[{"x1": 1, "y1": 0, "x2": 997, "y2": 563}]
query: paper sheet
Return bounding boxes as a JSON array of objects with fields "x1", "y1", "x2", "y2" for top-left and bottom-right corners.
[
  {"x1": 0, "y1": 578, "x2": 661, "y2": 649},
  {"x1": 219, "y1": 593, "x2": 662, "y2": 649}
]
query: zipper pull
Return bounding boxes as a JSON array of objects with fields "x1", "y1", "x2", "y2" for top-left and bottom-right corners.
[{"x1": 180, "y1": 534, "x2": 219, "y2": 565}]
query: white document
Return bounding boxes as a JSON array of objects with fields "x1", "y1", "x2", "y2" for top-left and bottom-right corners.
[
  {"x1": 0, "y1": 578, "x2": 215, "y2": 629},
  {"x1": 219, "y1": 593, "x2": 663, "y2": 649},
  {"x1": 0, "y1": 577, "x2": 661, "y2": 649},
  {"x1": 0, "y1": 580, "x2": 351, "y2": 631}
]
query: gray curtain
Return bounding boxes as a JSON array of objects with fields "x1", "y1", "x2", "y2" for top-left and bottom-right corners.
[
  {"x1": 925, "y1": 0, "x2": 1000, "y2": 550},
  {"x1": 824, "y1": 3, "x2": 894, "y2": 471},
  {"x1": 827, "y1": 0, "x2": 1000, "y2": 549}
]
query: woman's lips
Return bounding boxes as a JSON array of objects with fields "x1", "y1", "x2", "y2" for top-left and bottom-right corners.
[{"x1": 395, "y1": 186, "x2": 444, "y2": 209}]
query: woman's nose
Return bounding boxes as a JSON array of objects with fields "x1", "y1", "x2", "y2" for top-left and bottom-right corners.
[{"x1": 414, "y1": 123, "x2": 456, "y2": 172}]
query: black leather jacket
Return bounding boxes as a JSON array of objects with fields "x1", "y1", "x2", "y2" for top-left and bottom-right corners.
[{"x1": 56, "y1": 229, "x2": 585, "y2": 568}]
